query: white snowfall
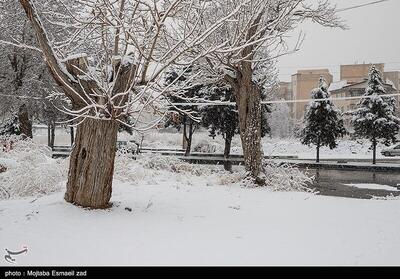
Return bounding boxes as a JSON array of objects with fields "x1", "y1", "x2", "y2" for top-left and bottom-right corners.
[{"x1": 1, "y1": 132, "x2": 400, "y2": 266}]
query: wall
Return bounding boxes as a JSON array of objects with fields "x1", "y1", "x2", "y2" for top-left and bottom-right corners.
[
  {"x1": 292, "y1": 69, "x2": 333, "y2": 120},
  {"x1": 340, "y1": 63, "x2": 385, "y2": 84}
]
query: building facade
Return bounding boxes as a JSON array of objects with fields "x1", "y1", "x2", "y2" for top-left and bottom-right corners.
[
  {"x1": 340, "y1": 63, "x2": 385, "y2": 84},
  {"x1": 330, "y1": 80, "x2": 396, "y2": 113},
  {"x1": 278, "y1": 63, "x2": 400, "y2": 121},
  {"x1": 291, "y1": 69, "x2": 333, "y2": 120},
  {"x1": 330, "y1": 63, "x2": 399, "y2": 113}
]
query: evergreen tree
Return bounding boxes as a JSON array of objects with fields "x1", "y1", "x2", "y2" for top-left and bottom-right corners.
[
  {"x1": 349, "y1": 66, "x2": 400, "y2": 164},
  {"x1": 0, "y1": 115, "x2": 20, "y2": 137},
  {"x1": 200, "y1": 86, "x2": 238, "y2": 171},
  {"x1": 164, "y1": 67, "x2": 203, "y2": 156},
  {"x1": 200, "y1": 84, "x2": 270, "y2": 171},
  {"x1": 301, "y1": 76, "x2": 346, "y2": 162}
]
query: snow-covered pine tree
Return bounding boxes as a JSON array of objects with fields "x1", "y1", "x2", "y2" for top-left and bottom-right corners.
[
  {"x1": 0, "y1": 115, "x2": 20, "y2": 137},
  {"x1": 164, "y1": 67, "x2": 203, "y2": 156},
  {"x1": 200, "y1": 86, "x2": 238, "y2": 171},
  {"x1": 301, "y1": 76, "x2": 346, "y2": 162},
  {"x1": 200, "y1": 83, "x2": 270, "y2": 171},
  {"x1": 349, "y1": 66, "x2": 400, "y2": 164}
]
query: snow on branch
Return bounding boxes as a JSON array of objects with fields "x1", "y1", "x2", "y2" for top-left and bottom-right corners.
[{"x1": 19, "y1": 0, "x2": 260, "y2": 131}]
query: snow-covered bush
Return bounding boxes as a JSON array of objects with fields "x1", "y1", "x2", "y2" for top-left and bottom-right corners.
[
  {"x1": 114, "y1": 152, "x2": 212, "y2": 184},
  {"x1": 215, "y1": 158, "x2": 314, "y2": 192},
  {"x1": 139, "y1": 153, "x2": 210, "y2": 176},
  {"x1": 114, "y1": 150, "x2": 147, "y2": 183},
  {"x1": 0, "y1": 135, "x2": 67, "y2": 199},
  {"x1": 261, "y1": 160, "x2": 314, "y2": 192},
  {"x1": 217, "y1": 171, "x2": 243, "y2": 185}
]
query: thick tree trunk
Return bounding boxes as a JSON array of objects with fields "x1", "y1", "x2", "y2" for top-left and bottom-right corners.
[
  {"x1": 20, "y1": 0, "x2": 135, "y2": 209},
  {"x1": 223, "y1": 135, "x2": 233, "y2": 172},
  {"x1": 372, "y1": 139, "x2": 377, "y2": 165},
  {"x1": 18, "y1": 104, "x2": 32, "y2": 139},
  {"x1": 235, "y1": 81, "x2": 263, "y2": 182},
  {"x1": 64, "y1": 118, "x2": 119, "y2": 209}
]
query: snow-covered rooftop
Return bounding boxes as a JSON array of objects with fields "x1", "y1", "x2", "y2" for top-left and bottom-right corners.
[
  {"x1": 329, "y1": 80, "x2": 348, "y2": 92},
  {"x1": 386, "y1": 79, "x2": 397, "y2": 90}
]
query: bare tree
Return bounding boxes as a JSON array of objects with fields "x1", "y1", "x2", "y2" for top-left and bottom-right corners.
[
  {"x1": 18, "y1": 0, "x2": 245, "y2": 208},
  {"x1": 190, "y1": 0, "x2": 344, "y2": 183},
  {"x1": 0, "y1": 0, "x2": 67, "y2": 140}
]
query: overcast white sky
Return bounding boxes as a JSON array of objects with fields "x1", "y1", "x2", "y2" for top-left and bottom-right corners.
[{"x1": 277, "y1": 0, "x2": 400, "y2": 82}]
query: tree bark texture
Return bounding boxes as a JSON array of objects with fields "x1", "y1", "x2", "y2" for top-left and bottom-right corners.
[
  {"x1": 18, "y1": 104, "x2": 32, "y2": 138},
  {"x1": 20, "y1": 0, "x2": 136, "y2": 209},
  {"x1": 235, "y1": 81, "x2": 263, "y2": 180},
  {"x1": 64, "y1": 118, "x2": 118, "y2": 208}
]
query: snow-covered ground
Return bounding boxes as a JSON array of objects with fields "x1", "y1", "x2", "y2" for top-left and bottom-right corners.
[
  {"x1": 1, "y1": 179, "x2": 400, "y2": 266},
  {"x1": 346, "y1": 183, "x2": 400, "y2": 192},
  {"x1": 262, "y1": 138, "x2": 388, "y2": 160},
  {"x1": 2, "y1": 130, "x2": 399, "y2": 265},
  {"x1": 135, "y1": 130, "x2": 389, "y2": 160}
]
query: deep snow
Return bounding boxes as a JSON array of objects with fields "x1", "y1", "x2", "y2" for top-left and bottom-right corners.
[
  {"x1": 1, "y1": 179, "x2": 400, "y2": 266},
  {"x1": 1, "y1": 130, "x2": 399, "y2": 266}
]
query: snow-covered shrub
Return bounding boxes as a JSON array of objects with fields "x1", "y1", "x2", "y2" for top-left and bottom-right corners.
[
  {"x1": 114, "y1": 152, "x2": 212, "y2": 184},
  {"x1": 114, "y1": 149, "x2": 147, "y2": 183},
  {"x1": 261, "y1": 160, "x2": 314, "y2": 192},
  {"x1": 139, "y1": 153, "x2": 210, "y2": 176},
  {"x1": 0, "y1": 135, "x2": 67, "y2": 199},
  {"x1": 236, "y1": 159, "x2": 314, "y2": 191},
  {"x1": 213, "y1": 158, "x2": 314, "y2": 192},
  {"x1": 217, "y1": 171, "x2": 242, "y2": 185}
]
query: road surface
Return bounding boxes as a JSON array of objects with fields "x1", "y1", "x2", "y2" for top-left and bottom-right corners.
[{"x1": 308, "y1": 169, "x2": 400, "y2": 199}]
